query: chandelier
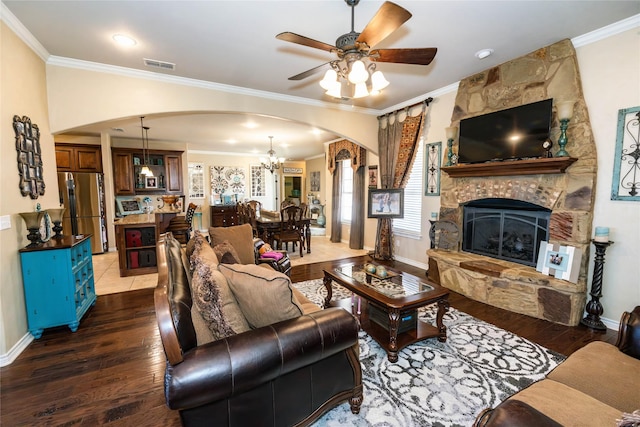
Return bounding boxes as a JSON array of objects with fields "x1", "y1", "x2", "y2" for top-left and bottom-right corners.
[
  {"x1": 319, "y1": 56, "x2": 389, "y2": 99},
  {"x1": 139, "y1": 116, "x2": 153, "y2": 177},
  {"x1": 261, "y1": 136, "x2": 285, "y2": 173}
]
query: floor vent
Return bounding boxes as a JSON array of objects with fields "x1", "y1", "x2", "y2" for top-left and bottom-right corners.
[{"x1": 143, "y1": 58, "x2": 176, "y2": 71}]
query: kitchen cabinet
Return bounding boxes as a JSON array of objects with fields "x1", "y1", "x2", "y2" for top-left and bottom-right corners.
[
  {"x1": 19, "y1": 235, "x2": 96, "y2": 338},
  {"x1": 55, "y1": 144, "x2": 103, "y2": 173},
  {"x1": 115, "y1": 221, "x2": 158, "y2": 277},
  {"x1": 111, "y1": 148, "x2": 183, "y2": 196}
]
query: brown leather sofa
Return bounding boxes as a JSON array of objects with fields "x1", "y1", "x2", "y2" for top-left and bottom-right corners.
[
  {"x1": 154, "y1": 232, "x2": 363, "y2": 426},
  {"x1": 474, "y1": 306, "x2": 640, "y2": 427}
]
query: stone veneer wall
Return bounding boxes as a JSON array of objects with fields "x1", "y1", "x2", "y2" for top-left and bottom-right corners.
[{"x1": 430, "y1": 39, "x2": 597, "y2": 326}]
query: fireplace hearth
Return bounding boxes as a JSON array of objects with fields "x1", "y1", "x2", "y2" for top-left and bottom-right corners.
[{"x1": 463, "y1": 198, "x2": 550, "y2": 267}]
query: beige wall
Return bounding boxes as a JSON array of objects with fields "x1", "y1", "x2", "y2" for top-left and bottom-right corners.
[{"x1": 0, "y1": 22, "x2": 60, "y2": 359}]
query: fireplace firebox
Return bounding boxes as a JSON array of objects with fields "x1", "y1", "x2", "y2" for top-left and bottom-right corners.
[{"x1": 462, "y1": 198, "x2": 550, "y2": 267}]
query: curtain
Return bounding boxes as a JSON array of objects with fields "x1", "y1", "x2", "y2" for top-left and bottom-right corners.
[
  {"x1": 373, "y1": 102, "x2": 429, "y2": 260},
  {"x1": 330, "y1": 163, "x2": 342, "y2": 243},
  {"x1": 350, "y1": 162, "x2": 365, "y2": 249}
]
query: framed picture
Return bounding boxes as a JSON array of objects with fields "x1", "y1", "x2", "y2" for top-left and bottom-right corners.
[
  {"x1": 611, "y1": 106, "x2": 640, "y2": 201},
  {"x1": 368, "y1": 165, "x2": 378, "y2": 188},
  {"x1": 368, "y1": 188, "x2": 404, "y2": 218},
  {"x1": 425, "y1": 142, "x2": 441, "y2": 196},
  {"x1": 145, "y1": 176, "x2": 158, "y2": 189},
  {"x1": 536, "y1": 241, "x2": 581, "y2": 283},
  {"x1": 310, "y1": 171, "x2": 321, "y2": 192}
]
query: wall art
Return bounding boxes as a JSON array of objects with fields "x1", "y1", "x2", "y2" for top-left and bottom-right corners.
[
  {"x1": 251, "y1": 165, "x2": 266, "y2": 197},
  {"x1": 368, "y1": 165, "x2": 378, "y2": 188},
  {"x1": 210, "y1": 166, "x2": 245, "y2": 200},
  {"x1": 611, "y1": 106, "x2": 640, "y2": 201},
  {"x1": 425, "y1": 141, "x2": 441, "y2": 196},
  {"x1": 188, "y1": 162, "x2": 205, "y2": 199},
  {"x1": 310, "y1": 171, "x2": 321, "y2": 192},
  {"x1": 14, "y1": 115, "x2": 45, "y2": 199}
]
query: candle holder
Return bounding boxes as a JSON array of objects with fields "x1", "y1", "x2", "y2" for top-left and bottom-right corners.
[
  {"x1": 444, "y1": 126, "x2": 458, "y2": 167},
  {"x1": 581, "y1": 239, "x2": 613, "y2": 331},
  {"x1": 47, "y1": 208, "x2": 66, "y2": 238},
  {"x1": 19, "y1": 211, "x2": 46, "y2": 248},
  {"x1": 555, "y1": 101, "x2": 574, "y2": 157}
]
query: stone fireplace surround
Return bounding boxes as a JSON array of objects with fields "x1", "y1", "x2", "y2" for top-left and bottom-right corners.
[{"x1": 427, "y1": 39, "x2": 597, "y2": 326}]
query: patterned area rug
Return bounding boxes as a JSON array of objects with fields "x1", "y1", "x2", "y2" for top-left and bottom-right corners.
[{"x1": 292, "y1": 279, "x2": 566, "y2": 427}]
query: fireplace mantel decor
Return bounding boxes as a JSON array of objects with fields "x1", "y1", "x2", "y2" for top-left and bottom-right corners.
[{"x1": 441, "y1": 157, "x2": 577, "y2": 178}]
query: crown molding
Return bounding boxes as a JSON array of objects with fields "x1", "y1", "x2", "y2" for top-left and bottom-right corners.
[
  {"x1": 572, "y1": 13, "x2": 640, "y2": 47},
  {"x1": 0, "y1": 2, "x2": 49, "y2": 61}
]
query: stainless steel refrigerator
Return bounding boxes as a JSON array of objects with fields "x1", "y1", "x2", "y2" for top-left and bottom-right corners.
[{"x1": 58, "y1": 172, "x2": 108, "y2": 254}]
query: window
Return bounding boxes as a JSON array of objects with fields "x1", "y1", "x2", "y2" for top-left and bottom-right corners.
[
  {"x1": 340, "y1": 160, "x2": 353, "y2": 223},
  {"x1": 393, "y1": 141, "x2": 424, "y2": 238}
]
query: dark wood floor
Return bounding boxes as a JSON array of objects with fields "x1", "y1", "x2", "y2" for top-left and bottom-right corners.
[{"x1": 1, "y1": 256, "x2": 618, "y2": 426}]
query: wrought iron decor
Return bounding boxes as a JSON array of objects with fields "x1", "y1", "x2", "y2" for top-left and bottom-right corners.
[
  {"x1": 14, "y1": 115, "x2": 45, "y2": 199},
  {"x1": 612, "y1": 106, "x2": 640, "y2": 201},
  {"x1": 250, "y1": 165, "x2": 266, "y2": 197},
  {"x1": 188, "y1": 163, "x2": 205, "y2": 199},
  {"x1": 425, "y1": 141, "x2": 441, "y2": 196}
]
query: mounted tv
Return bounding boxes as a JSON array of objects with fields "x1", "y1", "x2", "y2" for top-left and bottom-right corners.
[{"x1": 458, "y1": 99, "x2": 553, "y2": 164}]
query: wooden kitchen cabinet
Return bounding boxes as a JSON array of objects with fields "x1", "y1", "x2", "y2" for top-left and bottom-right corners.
[
  {"x1": 55, "y1": 144, "x2": 103, "y2": 173},
  {"x1": 115, "y1": 221, "x2": 158, "y2": 277},
  {"x1": 111, "y1": 148, "x2": 183, "y2": 195}
]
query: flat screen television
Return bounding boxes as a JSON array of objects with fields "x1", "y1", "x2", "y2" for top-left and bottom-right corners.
[{"x1": 458, "y1": 99, "x2": 553, "y2": 164}]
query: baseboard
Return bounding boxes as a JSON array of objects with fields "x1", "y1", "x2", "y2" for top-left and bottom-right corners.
[
  {"x1": 392, "y1": 254, "x2": 429, "y2": 271},
  {"x1": 599, "y1": 316, "x2": 620, "y2": 331},
  {"x1": 0, "y1": 332, "x2": 33, "y2": 367}
]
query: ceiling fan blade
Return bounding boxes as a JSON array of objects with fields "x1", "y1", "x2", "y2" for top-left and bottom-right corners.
[
  {"x1": 374, "y1": 48, "x2": 438, "y2": 65},
  {"x1": 288, "y1": 62, "x2": 332, "y2": 81},
  {"x1": 276, "y1": 32, "x2": 335, "y2": 52},
  {"x1": 356, "y1": 1, "x2": 412, "y2": 48}
]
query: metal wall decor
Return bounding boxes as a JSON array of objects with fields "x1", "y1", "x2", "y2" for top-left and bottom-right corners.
[
  {"x1": 188, "y1": 163, "x2": 205, "y2": 199},
  {"x1": 250, "y1": 165, "x2": 266, "y2": 197},
  {"x1": 14, "y1": 115, "x2": 45, "y2": 199},
  {"x1": 425, "y1": 142, "x2": 441, "y2": 196},
  {"x1": 612, "y1": 106, "x2": 640, "y2": 201}
]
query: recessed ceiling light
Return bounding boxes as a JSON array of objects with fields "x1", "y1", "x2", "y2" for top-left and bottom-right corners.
[
  {"x1": 227, "y1": 139, "x2": 237, "y2": 144},
  {"x1": 112, "y1": 34, "x2": 136, "y2": 46},
  {"x1": 475, "y1": 49, "x2": 494, "y2": 60}
]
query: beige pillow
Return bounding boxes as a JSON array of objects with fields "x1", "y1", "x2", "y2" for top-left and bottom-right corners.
[
  {"x1": 186, "y1": 230, "x2": 205, "y2": 260},
  {"x1": 190, "y1": 238, "x2": 250, "y2": 339},
  {"x1": 218, "y1": 263, "x2": 304, "y2": 329},
  {"x1": 208, "y1": 224, "x2": 255, "y2": 264},
  {"x1": 189, "y1": 232, "x2": 218, "y2": 273},
  {"x1": 213, "y1": 240, "x2": 241, "y2": 264}
]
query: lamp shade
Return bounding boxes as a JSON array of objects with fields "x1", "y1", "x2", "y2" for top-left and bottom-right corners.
[
  {"x1": 353, "y1": 82, "x2": 369, "y2": 99},
  {"x1": 326, "y1": 81, "x2": 342, "y2": 98},
  {"x1": 445, "y1": 126, "x2": 458, "y2": 140},
  {"x1": 19, "y1": 211, "x2": 45, "y2": 229},
  {"x1": 557, "y1": 101, "x2": 574, "y2": 120},
  {"x1": 47, "y1": 208, "x2": 66, "y2": 223},
  {"x1": 370, "y1": 71, "x2": 389, "y2": 91},
  {"x1": 319, "y1": 69, "x2": 338, "y2": 90},
  {"x1": 348, "y1": 60, "x2": 368, "y2": 84}
]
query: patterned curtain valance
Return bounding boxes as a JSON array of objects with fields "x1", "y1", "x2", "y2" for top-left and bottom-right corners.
[{"x1": 327, "y1": 139, "x2": 366, "y2": 175}]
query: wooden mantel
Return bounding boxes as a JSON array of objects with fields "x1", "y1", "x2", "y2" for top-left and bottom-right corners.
[{"x1": 441, "y1": 157, "x2": 578, "y2": 178}]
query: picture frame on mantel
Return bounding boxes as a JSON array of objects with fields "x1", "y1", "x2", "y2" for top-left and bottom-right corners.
[
  {"x1": 536, "y1": 241, "x2": 581, "y2": 283},
  {"x1": 611, "y1": 106, "x2": 640, "y2": 201}
]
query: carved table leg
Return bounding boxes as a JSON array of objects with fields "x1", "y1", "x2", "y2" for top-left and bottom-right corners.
[
  {"x1": 436, "y1": 298, "x2": 450, "y2": 342},
  {"x1": 387, "y1": 308, "x2": 400, "y2": 363},
  {"x1": 322, "y1": 274, "x2": 333, "y2": 309}
]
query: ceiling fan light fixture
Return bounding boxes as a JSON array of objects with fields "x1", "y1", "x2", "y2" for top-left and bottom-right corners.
[
  {"x1": 348, "y1": 60, "x2": 368, "y2": 84},
  {"x1": 370, "y1": 70, "x2": 389, "y2": 91},
  {"x1": 326, "y1": 81, "x2": 343, "y2": 98},
  {"x1": 319, "y1": 69, "x2": 338, "y2": 90},
  {"x1": 353, "y1": 82, "x2": 369, "y2": 98}
]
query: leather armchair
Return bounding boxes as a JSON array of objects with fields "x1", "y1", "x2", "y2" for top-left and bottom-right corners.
[{"x1": 155, "y1": 233, "x2": 363, "y2": 426}]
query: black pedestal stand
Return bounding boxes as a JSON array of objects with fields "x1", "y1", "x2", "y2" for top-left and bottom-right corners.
[{"x1": 580, "y1": 240, "x2": 613, "y2": 331}]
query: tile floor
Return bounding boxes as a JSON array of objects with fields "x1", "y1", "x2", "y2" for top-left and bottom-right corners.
[{"x1": 93, "y1": 234, "x2": 370, "y2": 295}]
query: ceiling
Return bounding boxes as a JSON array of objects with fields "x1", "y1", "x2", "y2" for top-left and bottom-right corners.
[{"x1": 3, "y1": 1, "x2": 638, "y2": 160}]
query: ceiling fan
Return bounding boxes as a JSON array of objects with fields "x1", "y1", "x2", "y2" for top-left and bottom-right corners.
[{"x1": 276, "y1": 0, "x2": 437, "y2": 99}]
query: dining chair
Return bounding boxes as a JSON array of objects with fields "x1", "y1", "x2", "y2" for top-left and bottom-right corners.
[
  {"x1": 166, "y1": 203, "x2": 198, "y2": 244},
  {"x1": 273, "y1": 205, "x2": 304, "y2": 257}
]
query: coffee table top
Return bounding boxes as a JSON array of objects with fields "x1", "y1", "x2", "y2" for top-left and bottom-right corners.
[{"x1": 333, "y1": 264, "x2": 433, "y2": 299}]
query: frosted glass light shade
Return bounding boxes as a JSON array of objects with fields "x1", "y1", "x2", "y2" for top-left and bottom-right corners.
[
  {"x1": 370, "y1": 71, "x2": 389, "y2": 91},
  {"x1": 319, "y1": 69, "x2": 338, "y2": 90},
  {"x1": 353, "y1": 82, "x2": 369, "y2": 98},
  {"x1": 47, "y1": 208, "x2": 65, "y2": 223},
  {"x1": 326, "y1": 81, "x2": 342, "y2": 98},
  {"x1": 348, "y1": 60, "x2": 368, "y2": 84},
  {"x1": 558, "y1": 101, "x2": 574, "y2": 120},
  {"x1": 445, "y1": 126, "x2": 458, "y2": 140}
]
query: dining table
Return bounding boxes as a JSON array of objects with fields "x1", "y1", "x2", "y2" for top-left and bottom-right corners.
[{"x1": 255, "y1": 214, "x2": 312, "y2": 254}]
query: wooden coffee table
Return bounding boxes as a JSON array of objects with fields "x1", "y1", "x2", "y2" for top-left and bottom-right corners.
[{"x1": 323, "y1": 263, "x2": 449, "y2": 363}]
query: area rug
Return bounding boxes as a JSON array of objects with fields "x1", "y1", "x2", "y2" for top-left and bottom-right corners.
[{"x1": 292, "y1": 279, "x2": 566, "y2": 427}]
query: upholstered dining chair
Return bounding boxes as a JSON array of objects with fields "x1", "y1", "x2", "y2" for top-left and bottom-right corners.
[
  {"x1": 247, "y1": 200, "x2": 262, "y2": 215},
  {"x1": 273, "y1": 205, "x2": 304, "y2": 257}
]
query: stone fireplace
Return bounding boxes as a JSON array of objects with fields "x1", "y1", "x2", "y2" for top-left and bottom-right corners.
[{"x1": 427, "y1": 39, "x2": 597, "y2": 326}]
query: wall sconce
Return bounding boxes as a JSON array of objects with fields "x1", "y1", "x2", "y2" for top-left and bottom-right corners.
[
  {"x1": 445, "y1": 126, "x2": 458, "y2": 166},
  {"x1": 19, "y1": 211, "x2": 46, "y2": 247},
  {"x1": 556, "y1": 101, "x2": 574, "y2": 157}
]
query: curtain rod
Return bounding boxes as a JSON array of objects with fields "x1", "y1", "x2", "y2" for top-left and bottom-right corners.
[{"x1": 377, "y1": 97, "x2": 433, "y2": 119}]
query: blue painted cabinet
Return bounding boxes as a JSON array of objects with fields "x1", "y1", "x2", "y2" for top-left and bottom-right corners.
[{"x1": 19, "y1": 235, "x2": 97, "y2": 338}]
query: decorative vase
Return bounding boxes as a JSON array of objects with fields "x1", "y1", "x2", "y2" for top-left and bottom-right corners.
[
  {"x1": 316, "y1": 204, "x2": 326, "y2": 228},
  {"x1": 19, "y1": 211, "x2": 46, "y2": 247},
  {"x1": 47, "y1": 208, "x2": 66, "y2": 238}
]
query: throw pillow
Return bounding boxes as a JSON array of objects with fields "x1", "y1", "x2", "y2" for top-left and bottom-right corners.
[
  {"x1": 189, "y1": 231, "x2": 218, "y2": 273},
  {"x1": 218, "y1": 263, "x2": 304, "y2": 329},
  {"x1": 190, "y1": 239, "x2": 250, "y2": 339},
  {"x1": 213, "y1": 240, "x2": 241, "y2": 264},
  {"x1": 208, "y1": 224, "x2": 255, "y2": 264}
]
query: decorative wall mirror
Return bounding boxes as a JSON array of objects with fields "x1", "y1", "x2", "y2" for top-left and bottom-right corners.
[{"x1": 14, "y1": 115, "x2": 45, "y2": 199}]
